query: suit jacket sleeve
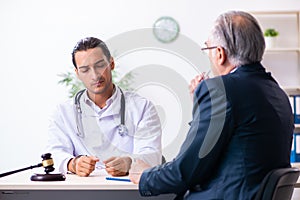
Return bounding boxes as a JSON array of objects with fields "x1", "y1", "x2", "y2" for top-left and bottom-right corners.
[{"x1": 139, "y1": 77, "x2": 235, "y2": 196}]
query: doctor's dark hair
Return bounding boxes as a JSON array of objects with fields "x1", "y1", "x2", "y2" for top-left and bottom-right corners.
[
  {"x1": 71, "y1": 37, "x2": 112, "y2": 68},
  {"x1": 209, "y1": 11, "x2": 265, "y2": 67}
]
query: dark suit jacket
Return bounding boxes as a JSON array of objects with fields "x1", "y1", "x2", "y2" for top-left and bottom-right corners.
[{"x1": 138, "y1": 62, "x2": 294, "y2": 200}]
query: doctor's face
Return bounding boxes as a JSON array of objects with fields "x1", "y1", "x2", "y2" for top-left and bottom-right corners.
[{"x1": 74, "y1": 47, "x2": 114, "y2": 96}]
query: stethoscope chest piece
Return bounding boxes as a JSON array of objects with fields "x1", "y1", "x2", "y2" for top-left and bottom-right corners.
[{"x1": 118, "y1": 124, "x2": 128, "y2": 137}]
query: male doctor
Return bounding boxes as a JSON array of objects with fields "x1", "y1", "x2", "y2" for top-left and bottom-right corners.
[{"x1": 46, "y1": 37, "x2": 162, "y2": 177}]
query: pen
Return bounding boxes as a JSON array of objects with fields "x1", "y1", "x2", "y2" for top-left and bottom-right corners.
[
  {"x1": 206, "y1": 69, "x2": 211, "y2": 76},
  {"x1": 204, "y1": 69, "x2": 211, "y2": 79},
  {"x1": 105, "y1": 177, "x2": 131, "y2": 182}
]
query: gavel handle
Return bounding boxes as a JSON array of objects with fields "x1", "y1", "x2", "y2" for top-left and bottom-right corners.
[{"x1": 0, "y1": 163, "x2": 42, "y2": 178}]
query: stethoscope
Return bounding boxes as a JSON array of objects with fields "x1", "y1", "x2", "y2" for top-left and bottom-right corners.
[{"x1": 74, "y1": 87, "x2": 128, "y2": 138}]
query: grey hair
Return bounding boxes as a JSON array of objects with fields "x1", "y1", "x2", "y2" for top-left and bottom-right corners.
[{"x1": 209, "y1": 11, "x2": 265, "y2": 67}]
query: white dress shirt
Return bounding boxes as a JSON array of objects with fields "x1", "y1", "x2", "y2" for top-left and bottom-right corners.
[{"x1": 46, "y1": 86, "x2": 162, "y2": 173}]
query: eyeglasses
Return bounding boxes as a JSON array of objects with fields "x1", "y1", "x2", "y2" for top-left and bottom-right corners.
[
  {"x1": 201, "y1": 46, "x2": 218, "y2": 51},
  {"x1": 201, "y1": 41, "x2": 218, "y2": 52}
]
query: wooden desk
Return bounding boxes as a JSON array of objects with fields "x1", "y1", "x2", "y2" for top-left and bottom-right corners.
[
  {"x1": 1, "y1": 165, "x2": 299, "y2": 200},
  {"x1": 0, "y1": 169, "x2": 174, "y2": 200}
]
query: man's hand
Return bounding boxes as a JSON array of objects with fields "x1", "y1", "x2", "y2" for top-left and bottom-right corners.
[
  {"x1": 189, "y1": 71, "x2": 210, "y2": 99},
  {"x1": 103, "y1": 156, "x2": 132, "y2": 176},
  {"x1": 129, "y1": 159, "x2": 151, "y2": 184},
  {"x1": 69, "y1": 156, "x2": 99, "y2": 177}
]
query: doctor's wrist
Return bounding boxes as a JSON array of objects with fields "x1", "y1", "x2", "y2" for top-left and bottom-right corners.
[{"x1": 68, "y1": 155, "x2": 83, "y2": 174}]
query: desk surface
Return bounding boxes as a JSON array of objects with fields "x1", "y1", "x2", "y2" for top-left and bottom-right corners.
[
  {"x1": 0, "y1": 169, "x2": 177, "y2": 200},
  {"x1": 1, "y1": 165, "x2": 300, "y2": 190},
  {"x1": 0, "y1": 169, "x2": 137, "y2": 190}
]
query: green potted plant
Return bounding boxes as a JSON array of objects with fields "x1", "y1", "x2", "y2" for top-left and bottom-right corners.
[
  {"x1": 264, "y1": 28, "x2": 279, "y2": 37},
  {"x1": 264, "y1": 28, "x2": 279, "y2": 49}
]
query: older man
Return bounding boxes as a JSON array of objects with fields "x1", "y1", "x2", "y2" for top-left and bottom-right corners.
[{"x1": 129, "y1": 11, "x2": 294, "y2": 200}]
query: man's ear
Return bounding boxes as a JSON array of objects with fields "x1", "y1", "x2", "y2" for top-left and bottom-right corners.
[
  {"x1": 216, "y1": 46, "x2": 227, "y2": 65},
  {"x1": 110, "y1": 57, "x2": 115, "y2": 70}
]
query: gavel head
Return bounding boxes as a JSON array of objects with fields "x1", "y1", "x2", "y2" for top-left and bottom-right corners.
[{"x1": 41, "y1": 153, "x2": 55, "y2": 174}]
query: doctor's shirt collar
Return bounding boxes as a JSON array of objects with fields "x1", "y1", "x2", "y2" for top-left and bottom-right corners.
[{"x1": 82, "y1": 85, "x2": 119, "y2": 113}]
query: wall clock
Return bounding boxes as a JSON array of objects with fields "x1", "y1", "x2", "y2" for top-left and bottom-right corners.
[{"x1": 153, "y1": 16, "x2": 180, "y2": 43}]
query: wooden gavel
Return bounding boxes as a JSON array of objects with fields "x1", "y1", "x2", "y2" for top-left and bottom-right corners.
[{"x1": 0, "y1": 153, "x2": 65, "y2": 181}]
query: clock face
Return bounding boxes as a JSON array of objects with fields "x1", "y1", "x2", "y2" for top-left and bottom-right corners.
[{"x1": 153, "y1": 16, "x2": 180, "y2": 43}]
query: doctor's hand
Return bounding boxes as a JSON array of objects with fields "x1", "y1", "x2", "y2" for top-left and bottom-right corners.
[
  {"x1": 129, "y1": 159, "x2": 151, "y2": 184},
  {"x1": 68, "y1": 155, "x2": 99, "y2": 177},
  {"x1": 103, "y1": 156, "x2": 132, "y2": 176},
  {"x1": 189, "y1": 71, "x2": 210, "y2": 99}
]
